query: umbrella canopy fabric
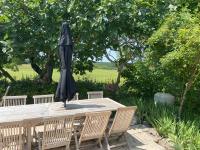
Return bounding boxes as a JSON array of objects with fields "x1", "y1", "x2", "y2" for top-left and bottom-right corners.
[{"x1": 56, "y1": 22, "x2": 76, "y2": 102}]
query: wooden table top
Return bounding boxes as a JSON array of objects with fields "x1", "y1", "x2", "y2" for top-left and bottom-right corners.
[{"x1": 0, "y1": 98, "x2": 125, "y2": 123}]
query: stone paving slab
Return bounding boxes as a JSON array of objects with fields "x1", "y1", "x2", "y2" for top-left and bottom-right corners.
[
  {"x1": 127, "y1": 124, "x2": 173, "y2": 150},
  {"x1": 126, "y1": 129, "x2": 166, "y2": 150}
]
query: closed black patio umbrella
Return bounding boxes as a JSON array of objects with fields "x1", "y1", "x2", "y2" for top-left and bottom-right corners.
[{"x1": 56, "y1": 22, "x2": 76, "y2": 106}]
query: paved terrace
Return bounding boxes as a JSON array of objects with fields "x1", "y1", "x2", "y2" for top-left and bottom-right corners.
[{"x1": 33, "y1": 124, "x2": 172, "y2": 150}]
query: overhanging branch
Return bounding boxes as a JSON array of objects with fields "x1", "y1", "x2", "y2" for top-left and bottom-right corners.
[
  {"x1": 30, "y1": 57, "x2": 43, "y2": 76},
  {"x1": 105, "y1": 52, "x2": 116, "y2": 63},
  {"x1": 0, "y1": 67, "x2": 15, "y2": 82}
]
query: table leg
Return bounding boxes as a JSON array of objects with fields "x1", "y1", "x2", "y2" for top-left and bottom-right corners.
[{"x1": 27, "y1": 126, "x2": 32, "y2": 150}]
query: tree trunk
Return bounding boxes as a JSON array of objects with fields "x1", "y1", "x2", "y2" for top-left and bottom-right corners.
[
  {"x1": 116, "y1": 71, "x2": 121, "y2": 86},
  {"x1": 42, "y1": 56, "x2": 53, "y2": 83},
  {"x1": 178, "y1": 84, "x2": 189, "y2": 120},
  {"x1": 178, "y1": 68, "x2": 200, "y2": 120},
  {"x1": 113, "y1": 64, "x2": 125, "y2": 91},
  {"x1": 30, "y1": 56, "x2": 53, "y2": 83},
  {"x1": 0, "y1": 67, "x2": 15, "y2": 82},
  {"x1": 115, "y1": 66, "x2": 122, "y2": 87},
  {"x1": 30, "y1": 57, "x2": 43, "y2": 78}
]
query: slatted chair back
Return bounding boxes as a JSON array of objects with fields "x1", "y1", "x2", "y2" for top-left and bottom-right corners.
[
  {"x1": 87, "y1": 91, "x2": 103, "y2": 99},
  {"x1": 108, "y1": 106, "x2": 137, "y2": 135},
  {"x1": 0, "y1": 121, "x2": 23, "y2": 150},
  {"x1": 41, "y1": 116, "x2": 74, "y2": 150},
  {"x1": 33, "y1": 94, "x2": 54, "y2": 104},
  {"x1": 2, "y1": 96, "x2": 27, "y2": 107},
  {"x1": 71, "y1": 93, "x2": 79, "y2": 101},
  {"x1": 79, "y1": 111, "x2": 111, "y2": 144}
]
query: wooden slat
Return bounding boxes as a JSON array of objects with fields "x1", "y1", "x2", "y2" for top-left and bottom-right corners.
[
  {"x1": 79, "y1": 111, "x2": 111, "y2": 143},
  {"x1": 109, "y1": 106, "x2": 137, "y2": 135},
  {"x1": 75, "y1": 111, "x2": 111, "y2": 149},
  {"x1": 39, "y1": 115, "x2": 74, "y2": 150},
  {"x1": 2, "y1": 96, "x2": 27, "y2": 107},
  {"x1": 33, "y1": 94, "x2": 54, "y2": 104},
  {"x1": 0, "y1": 121, "x2": 24, "y2": 150},
  {"x1": 87, "y1": 91, "x2": 103, "y2": 99},
  {"x1": 105, "y1": 106, "x2": 137, "y2": 150}
]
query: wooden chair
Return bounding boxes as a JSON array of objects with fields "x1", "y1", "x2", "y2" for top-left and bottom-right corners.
[
  {"x1": 32, "y1": 94, "x2": 54, "y2": 142},
  {"x1": 2, "y1": 96, "x2": 27, "y2": 107},
  {"x1": 33, "y1": 94, "x2": 54, "y2": 104},
  {"x1": 0, "y1": 121, "x2": 24, "y2": 150},
  {"x1": 87, "y1": 91, "x2": 103, "y2": 99},
  {"x1": 71, "y1": 93, "x2": 79, "y2": 101},
  {"x1": 104, "y1": 106, "x2": 137, "y2": 150},
  {"x1": 38, "y1": 115, "x2": 74, "y2": 150},
  {"x1": 75, "y1": 111, "x2": 111, "y2": 150}
]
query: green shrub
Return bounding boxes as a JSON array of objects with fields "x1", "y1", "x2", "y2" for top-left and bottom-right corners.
[
  {"x1": 0, "y1": 79, "x2": 8, "y2": 97},
  {"x1": 75, "y1": 78, "x2": 105, "y2": 99},
  {"x1": 122, "y1": 60, "x2": 200, "y2": 117},
  {"x1": 0, "y1": 78, "x2": 112, "y2": 103},
  {"x1": 1, "y1": 78, "x2": 200, "y2": 149},
  {"x1": 122, "y1": 62, "x2": 157, "y2": 98}
]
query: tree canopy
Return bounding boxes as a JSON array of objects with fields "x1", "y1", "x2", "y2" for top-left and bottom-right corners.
[
  {"x1": 1, "y1": 1, "x2": 200, "y2": 115},
  {"x1": 1, "y1": 0, "x2": 173, "y2": 83}
]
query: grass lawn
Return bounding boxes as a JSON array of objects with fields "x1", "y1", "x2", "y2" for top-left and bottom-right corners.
[{"x1": 5, "y1": 63, "x2": 118, "y2": 83}]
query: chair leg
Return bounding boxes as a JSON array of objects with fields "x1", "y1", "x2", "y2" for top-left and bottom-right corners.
[
  {"x1": 123, "y1": 134, "x2": 130, "y2": 150},
  {"x1": 116, "y1": 133, "x2": 124, "y2": 141},
  {"x1": 38, "y1": 137, "x2": 42, "y2": 150},
  {"x1": 23, "y1": 127, "x2": 28, "y2": 143},
  {"x1": 66, "y1": 145, "x2": 70, "y2": 150},
  {"x1": 104, "y1": 135, "x2": 111, "y2": 150},
  {"x1": 20, "y1": 144, "x2": 23, "y2": 150},
  {"x1": 74, "y1": 130, "x2": 79, "y2": 150},
  {"x1": 98, "y1": 138, "x2": 103, "y2": 149},
  {"x1": 33, "y1": 127, "x2": 37, "y2": 142}
]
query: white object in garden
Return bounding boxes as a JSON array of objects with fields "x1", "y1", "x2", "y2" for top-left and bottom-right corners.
[{"x1": 154, "y1": 92, "x2": 175, "y2": 105}]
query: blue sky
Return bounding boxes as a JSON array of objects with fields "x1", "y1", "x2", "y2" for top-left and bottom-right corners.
[
  {"x1": 101, "y1": 50, "x2": 117, "y2": 62},
  {"x1": 101, "y1": 56, "x2": 110, "y2": 62}
]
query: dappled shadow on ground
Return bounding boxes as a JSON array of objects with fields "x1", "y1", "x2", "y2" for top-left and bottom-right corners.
[{"x1": 126, "y1": 132, "x2": 146, "y2": 150}]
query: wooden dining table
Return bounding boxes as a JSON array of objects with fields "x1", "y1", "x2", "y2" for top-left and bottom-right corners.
[{"x1": 0, "y1": 98, "x2": 125, "y2": 149}]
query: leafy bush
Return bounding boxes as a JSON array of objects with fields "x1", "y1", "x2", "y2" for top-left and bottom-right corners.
[
  {"x1": 1, "y1": 78, "x2": 200, "y2": 149},
  {"x1": 183, "y1": 78, "x2": 200, "y2": 115},
  {"x1": 122, "y1": 60, "x2": 200, "y2": 114},
  {"x1": 0, "y1": 78, "x2": 112, "y2": 104},
  {"x1": 0, "y1": 79, "x2": 8, "y2": 96},
  {"x1": 122, "y1": 61, "x2": 159, "y2": 98},
  {"x1": 74, "y1": 78, "x2": 105, "y2": 99}
]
